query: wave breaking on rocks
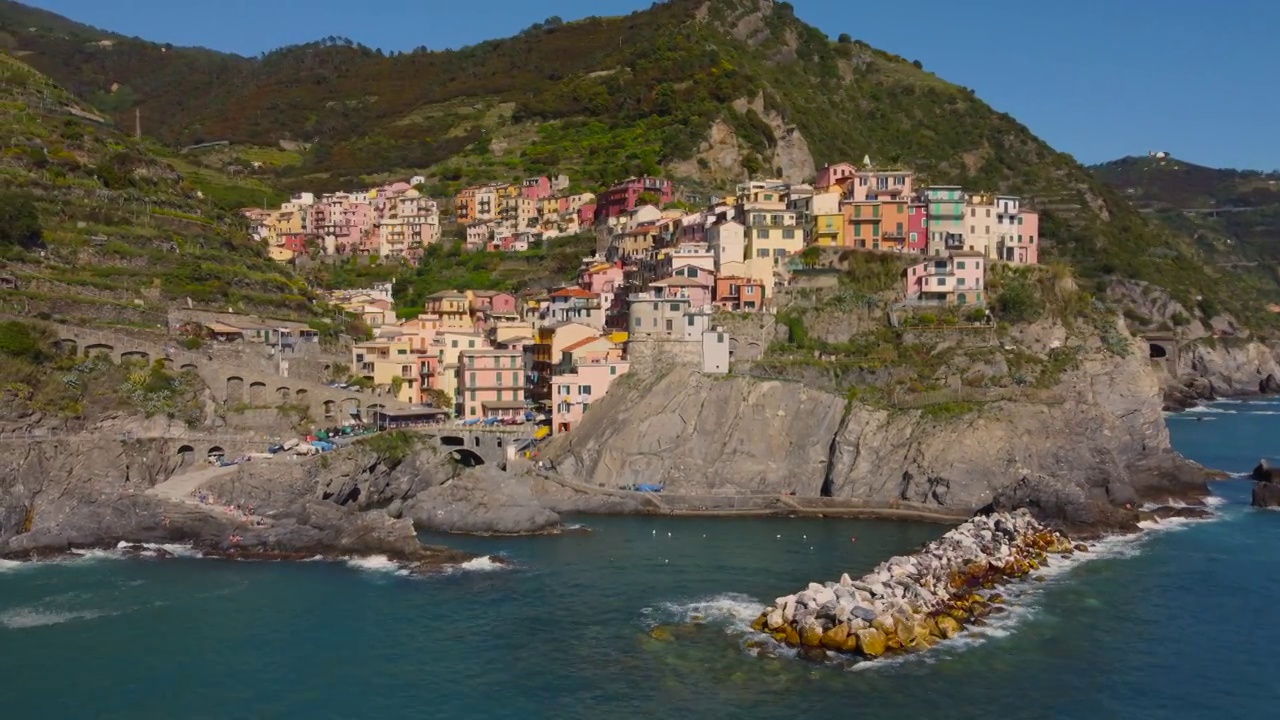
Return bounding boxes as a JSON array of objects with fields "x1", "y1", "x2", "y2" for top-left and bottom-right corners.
[{"x1": 749, "y1": 509, "x2": 1081, "y2": 663}]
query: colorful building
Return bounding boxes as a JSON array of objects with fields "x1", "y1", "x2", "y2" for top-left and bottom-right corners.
[
  {"x1": 457, "y1": 349, "x2": 527, "y2": 420},
  {"x1": 925, "y1": 186, "x2": 966, "y2": 257},
  {"x1": 903, "y1": 251, "x2": 986, "y2": 306},
  {"x1": 596, "y1": 177, "x2": 675, "y2": 221}
]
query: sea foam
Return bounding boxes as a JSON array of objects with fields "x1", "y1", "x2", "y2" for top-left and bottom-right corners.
[{"x1": 0, "y1": 607, "x2": 112, "y2": 629}]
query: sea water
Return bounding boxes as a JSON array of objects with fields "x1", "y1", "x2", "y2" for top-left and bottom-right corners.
[{"x1": 3, "y1": 400, "x2": 1280, "y2": 719}]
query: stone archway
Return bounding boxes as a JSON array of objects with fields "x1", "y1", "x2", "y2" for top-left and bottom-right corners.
[
  {"x1": 177, "y1": 444, "x2": 195, "y2": 467},
  {"x1": 120, "y1": 350, "x2": 150, "y2": 364},
  {"x1": 296, "y1": 388, "x2": 309, "y2": 400},
  {"x1": 276, "y1": 386, "x2": 291, "y2": 401},
  {"x1": 439, "y1": 435, "x2": 465, "y2": 447},
  {"x1": 448, "y1": 448, "x2": 486, "y2": 467},
  {"x1": 226, "y1": 376, "x2": 245, "y2": 404},
  {"x1": 180, "y1": 363, "x2": 199, "y2": 372},
  {"x1": 84, "y1": 343, "x2": 113, "y2": 358},
  {"x1": 54, "y1": 339, "x2": 78, "y2": 355},
  {"x1": 340, "y1": 397, "x2": 360, "y2": 417},
  {"x1": 743, "y1": 342, "x2": 763, "y2": 361},
  {"x1": 323, "y1": 399, "x2": 336, "y2": 418},
  {"x1": 206, "y1": 445, "x2": 225, "y2": 459},
  {"x1": 248, "y1": 381, "x2": 267, "y2": 405},
  {"x1": 1149, "y1": 343, "x2": 1169, "y2": 360}
]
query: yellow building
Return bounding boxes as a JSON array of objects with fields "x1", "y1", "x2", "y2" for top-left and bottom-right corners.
[
  {"x1": 352, "y1": 337, "x2": 420, "y2": 401},
  {"x1": 423, "y1": 290, "x2": 474, "y2": 331},
  {"x1": 812, "y1": 213, "x2": 844, "y2": 247}
]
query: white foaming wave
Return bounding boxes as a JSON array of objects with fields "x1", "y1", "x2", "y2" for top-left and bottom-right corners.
[
  {"x1": 115, "y1": 541, "x2": 203, "y2": 558},
  {"x1": 344, "y1": 555, "x2": 411, "y2": 576},
  {"x1": 648, "y1": 593, "x2": 764, "y2": 633},
  {"x1": 1185, "y1": 406, "x2": 1238, "y2": 414},
  {"x1": 0, "y1": 607, "x2": 113, "y2": 629},
  {"x1": 456, "y1": 555, "x2": 507, "y2": 572},
  {"x1": 67, "y1": 548, "x2": 128, "y2": 561},
  {"x1": 0, "y1": 559, "x2": 26, "y2": 573}
]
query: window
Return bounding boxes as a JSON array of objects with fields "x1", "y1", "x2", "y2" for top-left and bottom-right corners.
[
  {"x1": 470, "y1": 390, "x2": 477, "y2": 401},
  {"x1": 758, "y1": 229, "x2": 770, "y2": 239},
  {"x1": 910, "y1": 232, "x2": 917, "y2": 243},
  {"x1": 854, "y1": 205, "x2": 862, "y2": 218},
  {"x1": 665, "y1": 319, "x2": 673, "y2": 332},
  {"x1": 976, "y1": 262, "x2": 982, "y2": 269},
  {"x1": 773, "y1": 248, "x2": 786, "y2": 257},
  {"x1": 469, "y1": 340, "x2": 476, "y2": 348},
  {"x1": 937, "y1": 277, "x2": 947, "y2": 286},
  {"x1": 872, "y1": 205, "x2": 880, "y2": 218},
  {"x1": 496, "y1": 390, "x2": 503, "y2": 401},
  {"x1": 970, "y1": 208, "x2": 976, "y2": 217},
  {"x1": 1029, "y1": 236, "x2": 1036, "y2": 244},
  {"x1": 610, "y1": 366, "x2": 617, "y2": 376},
  {"x1": 764, "y1": 193, "x2": 774, "y2": 201},
  {"x1": 956, "y1": 261, "x2": 965, "y2": 269},
  {"x1": 854, "y1": 224, "x2": 862, "y2": 238},
  {"x1": 496, "y1": 373, "x2": 503, "y2": 386},
  {"x1": 669, "y1": 303, "x2": 681, "y2": 312},
  {"x1": 757, "y1": 248, "x2": 769, "y2": 258},
  {"x1": 469, "y1": 372, "x2": 476, "y2": 385},
  {"x1": 745, "y1": 287, "x2": 755, "y2": 295},
  {"x1": 397, "y1": 348, "x2": 407, "y2": 355},
  {"x1": 634, "y1": 316, "x2": 642, "y2": 328},
  {"x1": 717, "y1": 333, "x2": 725, "y2": 343},
  {"x1": 985, "y1": 226, "x2": 990, "y2": 234},
  {"x1": 470, "y1": 406, "x2": 476, "y2": 416},
  {"x1": 687, "y1": 267, "x2": 698, "y2": 278},
  {"x1": 728, "y1": 283, "x2": 739, "y2": 295},
  {"x1": 783, "y1": 229, "x2": 795, "y2": 240},
  {"x1": 909, "y1": 207, "x2": 915, "y2": 215},
  {"x1": 985, "y1": 209, "x2": 991, "y2": 218},
  {"x1": 1018, "y1": 216, "x2": 1024, "y2": 225},
  {"x1": 957, "y1": 278, "x2": 966, "y2": 287},
  {"x1": 513, "y1": 372, "x2": 520, "y2": 385},
  {"x1": 451, "y1": 340, "x2": 458, "y2": 348},
  {"x1": 579, "y1": 385, "x2": 592, "y2": 396}
]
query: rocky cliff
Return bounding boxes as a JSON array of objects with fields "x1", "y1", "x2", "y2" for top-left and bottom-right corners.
[{"x1": 547, "y1": 328, "x2": 1207, "y2": 530}]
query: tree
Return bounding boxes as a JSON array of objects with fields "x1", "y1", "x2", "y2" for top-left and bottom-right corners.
[
  {"x1": 912, "y1": 59, "x2": 924, "y2": 70},
  {"x1": 0, "y1": 192, "x2": 43, "y2": 249},
  {"x1": 636, "y1": 191, "x2": 661, "y2": 206},
  {"x1": 837, "y1": 33, "x2": 852, "y2": 44},
  {"x1": 423, "y1": 388, "x2": 453, "y2": 410}
]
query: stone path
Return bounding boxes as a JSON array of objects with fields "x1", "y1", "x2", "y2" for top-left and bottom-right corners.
[{"x1": 146, "y1": 463, "x2": 240, "y2": 503}]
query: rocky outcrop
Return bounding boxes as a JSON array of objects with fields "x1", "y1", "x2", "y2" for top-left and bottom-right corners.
[
  {"x1": 749, "y1": 510, "x2": 1078, "y2": 663},
  {"x1": 1178, "y1": 340, "x2": 1280, "y2": 397},
  {"x1": 1251, "y1": 459, "x2": 1280, "y2": 508},
  {"x1": 549, "y1": 335, "x2": 1207, "y2": 526},
  {"x1": 0, "y1": 435, "x2": 474, "y2": 568},
  {"x1": 208, "y1": 445, "x2": 564, "y2": 536}
]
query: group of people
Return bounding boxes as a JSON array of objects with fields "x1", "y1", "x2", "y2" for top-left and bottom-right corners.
[{"x1": 190, "y1": 490, "x2": 267, "y2": 526}]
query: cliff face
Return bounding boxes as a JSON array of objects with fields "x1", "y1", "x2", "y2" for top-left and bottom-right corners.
[
  {"x1": 548, "y1": 369, "x2": 848, "y2": 495},
  {"x1": 1177, "y1": 340, "x2": 1280, "y2": 396},
  {"x1": 548, "y1": 333, "x2": 1204, "y2": 514}
]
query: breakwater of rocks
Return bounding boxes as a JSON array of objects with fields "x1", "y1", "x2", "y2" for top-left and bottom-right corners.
[{"x1": 750, "y1": 509, "x2": 1084, "y2": 662}]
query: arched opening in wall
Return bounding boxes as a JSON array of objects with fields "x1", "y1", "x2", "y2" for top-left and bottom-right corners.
[
  {"x1": 276, "y1": 387, "x2": 291, "y2": 401},
  {"x1": 120, "y1": 350, "x2": 149, "y2": 364},
  {"x1": 226, "y1": 376, "x2": 245, "y2": 404},
  {"x1": 728, "y1": 337, "x2": 740, "y2": 360},
  {"x1": 439, "y1": 435, "x2": 465, "y2": 447},
  {"x1": 1149, "y1": 343, "x2": 1169, "y2": 360},
  {"x1": 340, "y1": 397, "x2": 360, "y2": 418},
  {"x1": 296, "y1": 388, "x2": 308, "y2": 400},
  {"x1": 323, "y1": 400, "x2": 336, "y2": 418},
  {"x1": 448, "y1": 449, "x2": 485, "y2": 467},
  {"x1": 207, "y1": 446, "x2": 225, "y2": 460},
  {"x1": 744, "y1": 342, "x2": 763, "y2": 361},
  {"x1": 180, "y1": 363, "x2": 199, "y2": 372},
  {"x1": 248, "y1": 381, "x2": 267, "y2": 405},
  {"x1": 177, "y1": 444, "x2": 195, "y2": 466},
  {"x1": 54, "y1": 339, "x2": 77, "y2": 355},
  {"x1": 956, "y1": 293, "x2": 968, "y2": 306},
  {"x1": 159, "y1": 358, "x2": 174, "y2": 371},
  {"x1": 84, "y1": 343, "x2": 113, "y2": 358}
]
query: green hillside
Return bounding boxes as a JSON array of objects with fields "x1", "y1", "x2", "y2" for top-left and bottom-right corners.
[
  {"x1": 4, "y1": 0, "x2": 1278, "y2": 327},
  {"x1": 0, "y1": 54, "x2": 313, "y2": 324}
]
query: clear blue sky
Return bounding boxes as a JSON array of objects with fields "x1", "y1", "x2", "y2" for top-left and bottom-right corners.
[{"x1": 24, "y1": 0, "x2": 1280, "y2": 170}]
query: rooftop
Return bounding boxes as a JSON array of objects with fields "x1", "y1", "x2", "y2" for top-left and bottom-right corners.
[
  {"x1": 460, "y1": 349, "x2": 523, "y2": 357},
  {"x1": 550, "y1": 287, "x2": 597, "y2": 299},
  {"x1": 561, "y1": 336, "x2": 611, "y2": 353}
]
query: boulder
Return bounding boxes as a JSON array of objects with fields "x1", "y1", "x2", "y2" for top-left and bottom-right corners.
[
  {"x1": 856, "y1": 628, "x2": 887, "y2": 658},
  {"x1": 1252, "y1": 460, "x2": 1280, "y2": 483},
  {"x1": 799, "y1": 622, "x2": 823, "y2": 648},
  {"x1": 820, "y1": 622, "x2": 849, "y2": 650},
  {"x1": 935, "y1": 614, "x2": 963, "y2": 639},
  {"x1": 849, "y1": 605, "x2": 878, "y2": 622},
  {"x1": 871, "y1": 614, "x2": 896, "y2": 636},
  {"x1": 1253, "y1": 481, "x2": 1280, "y2": 508},
  {"x1": 403, "y1": 465, "x2": 560, "y2": 535},
  {"x1": 766, "y1": 608, "x2": 785, "y2": 630}
]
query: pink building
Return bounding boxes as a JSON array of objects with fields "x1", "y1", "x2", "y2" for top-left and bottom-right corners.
[
  {"x1": 999, "y1": 209, "x2": 1039, "y2": 265},
  {"x1": 521, "y1": 176, "x2": 553, "y2": 200},
  {"x1": 549, "y1": 337, "x2": 630, "y2": 435},
  {"x1": 595, "y1": 177, "x2": 675, "y2": 221},
  {"x1": 903, "y1": 251, "x2": 986, "y2": 306},
  {"x1": 650, "y1": 275, "x2": 714, "y2": 308},
  {"x1": 815, "y1": 162, "x2": 857, "y2": 190},
  {"x1": 845, "y1": 167, "x2": 914, "y2": 203},
  {"x1": 457, "y1": 349, "x2": 527, "y2": 420},
  {"x1": 578, "y1": 203, "x2": 597, "y2": 226},
  {"x1": 907, "y1": 200, "x2": 928, "y2": 253}
]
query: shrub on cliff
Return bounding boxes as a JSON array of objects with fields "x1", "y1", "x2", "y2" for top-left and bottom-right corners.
[{"x1": 0, "y1": 321, "x2": 46, "y2": 362}]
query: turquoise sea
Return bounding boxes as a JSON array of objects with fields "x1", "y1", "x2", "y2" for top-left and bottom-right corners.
[{"x1": 3, "y1": 399, "x2": 1280, "y2": 719}]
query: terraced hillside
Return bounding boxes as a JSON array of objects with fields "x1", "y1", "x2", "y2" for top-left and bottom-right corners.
[{"x1": 0, "y1": 55, "x2": 314, "y2": 325}]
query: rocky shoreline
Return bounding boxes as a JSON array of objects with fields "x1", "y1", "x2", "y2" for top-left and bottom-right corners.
[{"x1": 748, "y1": 510, "x2": 1087, "y2": 662}]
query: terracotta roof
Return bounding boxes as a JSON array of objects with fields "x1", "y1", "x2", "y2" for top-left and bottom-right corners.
[
  {"x1": 550, "y1": 287, "x2": 596, "y2": 299},
  {"x1": 561, "y1": 336, "x2": 609, "y2": 353}
]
